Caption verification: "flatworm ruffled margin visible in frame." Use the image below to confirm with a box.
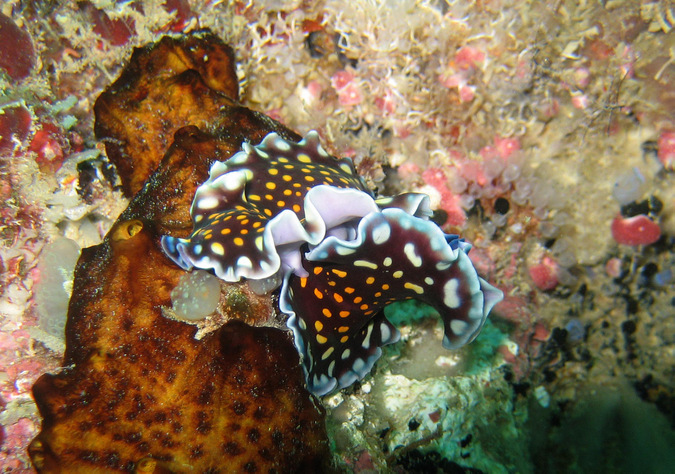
[161,131,503,396]
[280,208,502,395]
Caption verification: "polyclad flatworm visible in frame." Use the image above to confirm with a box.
[161,131,503,396]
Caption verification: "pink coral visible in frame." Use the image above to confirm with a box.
[421,167,466,227]
[657,130,675,169]
[611,214,661,246]
[528,256,559,291]
[454,45,486,70]
[331,70,363,107]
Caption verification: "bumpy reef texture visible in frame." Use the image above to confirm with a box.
[94,31,272,197]
[29,30,329,472]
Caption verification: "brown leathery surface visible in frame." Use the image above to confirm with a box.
[29,31,329,473]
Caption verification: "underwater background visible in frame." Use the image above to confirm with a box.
[0,0,674,472]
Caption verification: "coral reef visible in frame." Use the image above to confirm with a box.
[1,1,674,472]
[93,32,241,196]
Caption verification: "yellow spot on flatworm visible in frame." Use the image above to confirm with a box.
[241,229,249,235]
[340,336,349,343]
[344,287,355,294]
[305,175,315,182]
[404,282,424,294]
[221,228,231,235]
[354,260,378,269]
[269,168,279,175]
[322,308,332,318]
[393,271,404,278]
[252,221,262,228]
[375,292,382,297]
[364,310,374,316]
[315,321,323,332]
[255,236,264,251]
[365,277,375,285]
[321,347,334,360]
[354,296,362,304]
[292,204,301,213]
[211,242,224,255]
[293,183,302,188]
[317,334,328,344]
[233,237,244,246]
[264,209,273,216]
[332,269,347,278]
[283,189,292,196]
[283,175,292,181]
[265,194,273,200]
[266,182,276,190]
[300,278,307,288]
[314,266,324,275]
[297,154,311,163]
[236,214,246,220]
[334,293,344,303]
[314,288,323,299]
[277,200,285,207]
[382,284,390,290]
[360,304,369,310]
[339,311,350,318]
[338,326,349,333]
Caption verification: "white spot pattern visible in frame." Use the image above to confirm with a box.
[371,222,391,244]
[443,278,460,308]
[450,319,469,335]
[197,196,219,210]
[404,243,423,267]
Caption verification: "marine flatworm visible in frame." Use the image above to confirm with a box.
[161,131,503,396]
